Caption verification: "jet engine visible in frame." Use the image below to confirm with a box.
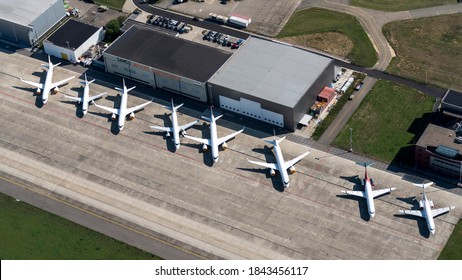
[270,169,276,176]
[52,87,59,94]
[429,200,434,208]
[202,144,208,152]
[111,113,117,121]
[129,112,135,120]
[370,178,375,186]
[362,179,366,187]
[289,166,296,174]
[36,88,42,95]
[221,142,228,150]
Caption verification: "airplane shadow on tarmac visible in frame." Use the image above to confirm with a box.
[395,196,431,238]
[238,145,285,192]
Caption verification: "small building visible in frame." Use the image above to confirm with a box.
[415,124,462,177]
[0,0,66,47]
[208,37,334,131]
[317,86,335,104]
[440,89,462,119]
[103,25,232,102]
[44,19,104,63]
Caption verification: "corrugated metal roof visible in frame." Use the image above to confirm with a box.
[46,19,100,49]
[435,145,459,159]
[208,37,333,108]
[0,0,58,27]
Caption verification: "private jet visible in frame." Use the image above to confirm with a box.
[149,99,199,151]
[184,107,244,163]
[341,162,395,218]
[92,79,152,131]
[399,182,455,235]
[63,74,107,115]
[247,132,310,188]
[20,55,75,105]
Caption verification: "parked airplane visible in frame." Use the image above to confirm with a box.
[20,55,75,105]
[184,107,244,163]
[341,162,395,218]
[149,99,199,150]
[399,182,455,235]
[247,132,309,188]
[92,79,152,131]
[63,74,107,115]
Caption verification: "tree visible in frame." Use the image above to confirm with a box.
[104,16,126,42]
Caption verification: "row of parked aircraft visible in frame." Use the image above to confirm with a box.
[19,56,455,235]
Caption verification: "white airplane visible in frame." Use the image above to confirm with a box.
[20,55,75,105]
[341,162,395,218]
[92,79,152,131]
[149,99,199,151]
[247,132,309,188]
[399,182,455,235]
[63,74,107,115]
[184,107,244,163]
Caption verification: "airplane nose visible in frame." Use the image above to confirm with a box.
[175,143,180,150]
[83,109,87,115]
[42,99,48,104]
[370,212,375,218]
[430,228,435,235]
[213,156,218,163]
[284,181,290,188]
[118,125,124,131]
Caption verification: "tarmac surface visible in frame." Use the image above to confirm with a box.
[1,51,462,259]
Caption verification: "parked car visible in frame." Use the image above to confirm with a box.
[354,82,364,91]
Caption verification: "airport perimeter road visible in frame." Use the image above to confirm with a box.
[0,172,205,260]
[2,53,462,259]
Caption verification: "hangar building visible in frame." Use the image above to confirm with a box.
[103,25,232,102]
[44,19,104,63]
[103,25,334,130]
[0,0,66,46]
[208,38,335,130]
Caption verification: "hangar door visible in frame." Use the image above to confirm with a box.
[219,96,284,127]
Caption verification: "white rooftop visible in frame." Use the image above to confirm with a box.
[0,0,58,27]
[209,37,333,108]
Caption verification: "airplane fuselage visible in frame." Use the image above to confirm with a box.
[171,108,181,150]
[118,91,128,131]
[41,66,54,104]
[273,143,290,188]
[422,193,436,234]
[82,83,90,114]
[364,178,376,217]
[210,119,219,162]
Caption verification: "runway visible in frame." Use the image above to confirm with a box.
[1,52,461,259]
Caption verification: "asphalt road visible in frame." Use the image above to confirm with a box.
[0,172,204,260]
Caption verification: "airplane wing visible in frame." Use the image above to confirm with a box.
[179,120,199,132]
[216,127,245,145]
[93,102,118,115]
[285,151,310,168]
[399,209,423,217]
[63,94,82,102]
[150,125,172,133]
[20,78,43,89]
[183,134,211,146]
[371,187,396,198]
[341,190,365,198]
[126,100,152,115]
[431,206,455,218]
[247,159,278,170]
[50,76,75,89]
[88,92,107,102]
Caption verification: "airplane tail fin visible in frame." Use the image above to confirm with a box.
[413,182,433,189]
[81,74,95,85]
[174,103,184,111]
[356,162,374,168]
[127,86,136,92]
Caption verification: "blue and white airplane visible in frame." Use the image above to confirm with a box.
[184,107,244,163]
[341,162,395,217]
[247,132,309,188]
[20,55,74,105]
[399,182,455,235]
[149,99,199,151]
[93,79,151,131]
[63,74,107,115]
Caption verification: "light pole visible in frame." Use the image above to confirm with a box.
[349,128,353,152]
[66,41,70,49]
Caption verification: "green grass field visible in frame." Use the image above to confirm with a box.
[384,13,462,91]
[333,80,434,163]
[0,192,161,259]
[351,0,455,12]
[277,8,377,67]
[93,0,126,10]
[438,219,462,259]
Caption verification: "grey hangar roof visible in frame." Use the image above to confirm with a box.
[104,25,232,83]
[208,37,333,108]
[46,20,100,50]
[442,89,462,109]
[0,0,57,27]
